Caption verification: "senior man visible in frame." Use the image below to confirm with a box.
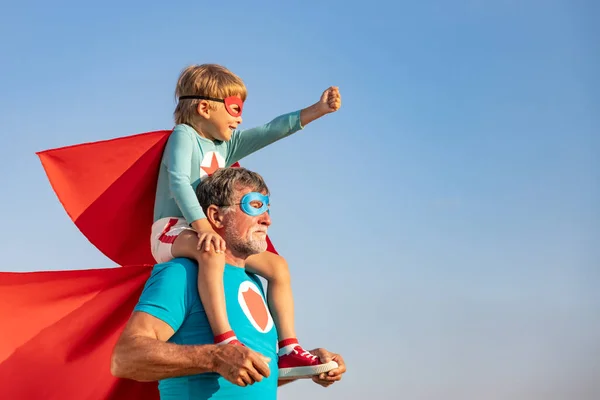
[111,167,345,399]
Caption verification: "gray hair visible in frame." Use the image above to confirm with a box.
[195,167,270,214]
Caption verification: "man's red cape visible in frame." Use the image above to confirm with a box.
[0,130,277,399]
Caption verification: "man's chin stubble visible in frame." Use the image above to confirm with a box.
[225,224,268,257]
[226,236,267,258]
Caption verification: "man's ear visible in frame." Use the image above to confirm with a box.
[206,205,225,228]
[196,100,211,119]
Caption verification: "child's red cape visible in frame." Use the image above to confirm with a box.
[0,130,277,399]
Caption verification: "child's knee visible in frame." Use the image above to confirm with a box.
[268,256,291,282]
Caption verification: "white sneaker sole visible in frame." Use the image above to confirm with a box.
[278,360,339,380]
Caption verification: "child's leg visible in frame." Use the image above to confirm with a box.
[246,251,338,378]
[245,251,296,339]
[171,230,235,343]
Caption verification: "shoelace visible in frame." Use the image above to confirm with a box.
[293,347,318,361]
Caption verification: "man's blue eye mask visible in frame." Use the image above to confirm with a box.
[239,192,270,216]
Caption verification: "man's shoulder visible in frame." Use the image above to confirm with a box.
[135,258,200,332]
[150,258,198,283]
[152,257,198,272]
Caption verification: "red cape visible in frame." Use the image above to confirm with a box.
[0,266,158,399]
[0,130,277,399]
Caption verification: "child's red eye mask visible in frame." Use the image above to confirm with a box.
[178,95,243,117]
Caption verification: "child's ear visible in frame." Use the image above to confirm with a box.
[196,100,211,119]
[206,205,225,228]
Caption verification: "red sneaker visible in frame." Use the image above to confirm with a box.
[278,345,338,379]
[214,331,243,346]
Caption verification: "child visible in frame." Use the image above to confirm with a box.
[150,64,341,378]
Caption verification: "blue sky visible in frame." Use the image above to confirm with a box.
[1,1,598,399]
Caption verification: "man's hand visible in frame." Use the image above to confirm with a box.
[211,344,271,387]
[317,86,341,114]
[308,348,346,388]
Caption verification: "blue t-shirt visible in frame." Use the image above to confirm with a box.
[134,258,278,399]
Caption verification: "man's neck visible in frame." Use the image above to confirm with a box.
[224,249,247,268]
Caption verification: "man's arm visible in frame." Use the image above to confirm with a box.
[110,311,213,381]
[308,348,347,388]
[276,348,347,389]
[111,311,271,386]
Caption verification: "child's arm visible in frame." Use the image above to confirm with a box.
[166,129,225,251]
[190,219,224,252]
[166,129,204,224]
[298,86,341,126]
[225,86,341,165]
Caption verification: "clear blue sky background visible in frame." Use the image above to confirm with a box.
[1,1,598,399]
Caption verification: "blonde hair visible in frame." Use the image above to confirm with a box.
[173,64,247,125]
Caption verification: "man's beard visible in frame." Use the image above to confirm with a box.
[224,224,268,257]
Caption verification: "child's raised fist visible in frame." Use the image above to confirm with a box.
[318,86,341,114]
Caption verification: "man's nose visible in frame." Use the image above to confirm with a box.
[259,210,271,226]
